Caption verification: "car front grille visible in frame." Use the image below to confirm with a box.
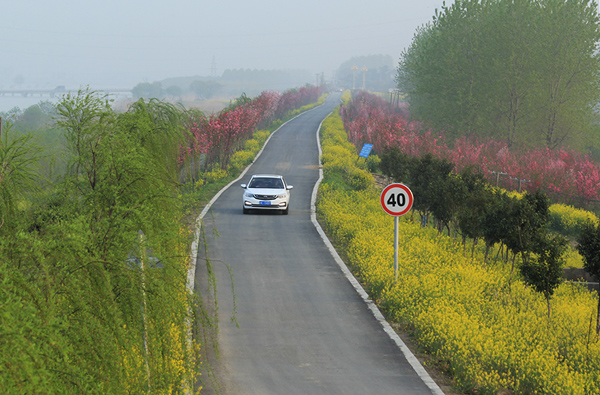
[254,194,277,200]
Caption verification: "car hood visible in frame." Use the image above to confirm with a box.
[247,188,286,194]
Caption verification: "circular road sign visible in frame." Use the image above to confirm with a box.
[380,183,414,216]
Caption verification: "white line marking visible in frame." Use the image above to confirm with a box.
[310,116,445,395]
[186,100,444,394]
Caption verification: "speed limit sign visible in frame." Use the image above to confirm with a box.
[380,183,414,216]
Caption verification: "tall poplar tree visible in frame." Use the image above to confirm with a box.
[397,0,600,150]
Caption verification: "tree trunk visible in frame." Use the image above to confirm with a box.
[494,244,503,263]
[509,252,517,287]
[484,244,490,266]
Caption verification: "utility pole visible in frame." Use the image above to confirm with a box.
[361,66,368,90]
[351,65,358,90]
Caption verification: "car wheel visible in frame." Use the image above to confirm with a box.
[243,207,250,214]
[282,207,289,215]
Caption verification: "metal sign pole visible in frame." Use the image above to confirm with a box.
[394,215,399,282]
[380,183,414,285]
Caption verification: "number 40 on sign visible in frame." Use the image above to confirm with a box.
[380,183,414,282]
[380,183,413,216]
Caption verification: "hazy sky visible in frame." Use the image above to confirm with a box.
[2,0,448,89]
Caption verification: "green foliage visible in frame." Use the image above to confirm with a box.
[0,126,40,235]
[577,220,600,281]
[1,90,196,394]
[318,107,600,392]
[398,0,600,150]
[380,148,412,183]
[455,167,493,244]
[365,153,381,173]
[345,166,373,191]
[409,154,455,215]
[132,81,163,99]
[521,234,568,316]
[576,219,600,333]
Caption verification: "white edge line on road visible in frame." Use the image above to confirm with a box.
[310,116,445,395]
[184,107,315,394]
[185,100,444,395]
[186,105,321,292]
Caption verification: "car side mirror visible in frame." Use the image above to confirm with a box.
[287,185,293,190]
[241,184,247,189]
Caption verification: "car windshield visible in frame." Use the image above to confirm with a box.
[249,178,283,189]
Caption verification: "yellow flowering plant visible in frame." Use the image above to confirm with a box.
[316,108,600,394]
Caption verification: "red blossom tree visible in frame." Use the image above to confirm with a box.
[179,86,323,173]
[341,90,600,206]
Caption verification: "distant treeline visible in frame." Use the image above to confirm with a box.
[132,69,314,100]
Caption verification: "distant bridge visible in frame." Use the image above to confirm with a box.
[0,86,132,98]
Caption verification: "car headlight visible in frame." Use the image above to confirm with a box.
[276,193,287,198]
[244,192,254,198]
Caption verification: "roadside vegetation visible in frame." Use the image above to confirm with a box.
[0,85,324,394]
[316,97,600,393]
[398,0,600,154]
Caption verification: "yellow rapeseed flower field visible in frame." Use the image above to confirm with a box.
[317,109,600,394]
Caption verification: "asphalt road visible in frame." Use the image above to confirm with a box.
[193,93,442,394]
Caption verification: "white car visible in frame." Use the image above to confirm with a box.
[241,174,293,215]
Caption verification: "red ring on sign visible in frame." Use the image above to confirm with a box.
[380,183,414,216]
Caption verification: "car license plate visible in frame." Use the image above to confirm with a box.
[259,201,271,206]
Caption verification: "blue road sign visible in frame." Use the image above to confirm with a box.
[359,143,373,158]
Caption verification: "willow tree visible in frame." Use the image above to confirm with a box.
[397,0,600,150]
[0,125,39,235]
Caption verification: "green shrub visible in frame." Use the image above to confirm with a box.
[317,104,600,394]
[365,154,381,173]
[345,166,373,191]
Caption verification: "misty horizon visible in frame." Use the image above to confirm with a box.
[2,0,449,91]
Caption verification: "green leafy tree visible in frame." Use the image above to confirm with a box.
[429,172,465,235]
[410,154,455,226]
[455,166,494,260]
[132,82,163,99]
[379,146,412,184]
[0,125,39,234]
[0,90,195,393]
[398,0,600,150]
[504,190,551,283]
[482,191,514,263]
[189,79,223,99]
[521,233,568,318]
[165,85,183,99]
[577,219,600,334]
